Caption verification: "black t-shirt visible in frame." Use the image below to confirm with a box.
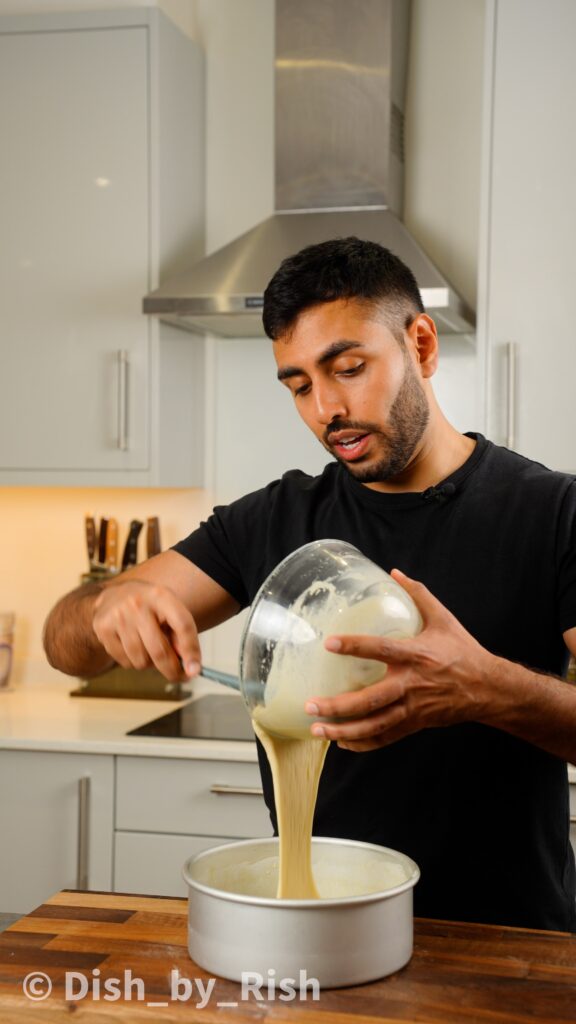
[173,433,576,930]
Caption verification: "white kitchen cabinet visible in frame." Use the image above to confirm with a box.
[479,0,576,471]
[0,750,114,914]
[114,832,232,898]
[0,9,204,486]
[114,755,271,897]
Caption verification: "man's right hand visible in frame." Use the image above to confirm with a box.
[92,579,202,682]
[43,550,240,681]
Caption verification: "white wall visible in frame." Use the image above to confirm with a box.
[195,0,274,255]
[405,0,485,437]
[405,0,485,313]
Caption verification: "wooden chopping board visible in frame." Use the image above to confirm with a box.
[1,889,576,1023]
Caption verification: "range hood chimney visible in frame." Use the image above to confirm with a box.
[143,0,475,337]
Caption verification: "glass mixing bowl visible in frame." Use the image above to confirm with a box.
[239,539,422,738]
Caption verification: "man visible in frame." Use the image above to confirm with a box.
[44,238,576,931]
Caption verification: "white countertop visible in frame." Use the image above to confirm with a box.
[2,678,575,781]
[0,678,259,761]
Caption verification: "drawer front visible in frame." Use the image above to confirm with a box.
[114,831,231,898]
[116,756,271,837]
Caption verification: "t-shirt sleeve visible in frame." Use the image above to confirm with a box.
[555,479,576,634]
[171,483,278,609]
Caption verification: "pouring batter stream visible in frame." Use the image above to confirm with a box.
[252,719,329,898]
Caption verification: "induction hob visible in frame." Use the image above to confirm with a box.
[127,694,255,742]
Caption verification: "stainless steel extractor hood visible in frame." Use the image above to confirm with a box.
[144,0,475,337]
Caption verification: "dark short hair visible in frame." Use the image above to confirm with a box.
[262,236,425,341]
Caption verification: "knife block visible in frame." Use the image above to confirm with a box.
[74,569,189,699]
[80,569,119,585]
[69,665,191,701]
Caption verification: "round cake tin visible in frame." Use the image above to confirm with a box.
[183,836,420,989]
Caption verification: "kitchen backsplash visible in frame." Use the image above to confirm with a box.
[0,486,215,687]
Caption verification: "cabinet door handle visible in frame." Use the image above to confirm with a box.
[117,349,129,451]
[210,784,264,797]
[570,815,576,824]
[77,776,91,890]
[506,341,517,450]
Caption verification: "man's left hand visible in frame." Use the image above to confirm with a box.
[305,569,497,751]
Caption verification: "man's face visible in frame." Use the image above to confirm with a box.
[273,298,431,486]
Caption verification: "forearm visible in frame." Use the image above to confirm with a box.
[479,655,576,765]
[43,582,114,678]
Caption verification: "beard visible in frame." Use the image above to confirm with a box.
[324,354,430,483]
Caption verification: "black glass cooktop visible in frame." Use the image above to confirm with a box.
[127,694,255,742]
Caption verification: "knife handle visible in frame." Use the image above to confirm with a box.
[98,518,109,566]
[106,518,118,573]
[146,517,161,559]
[85,516,96,564]
[121,520,143,570]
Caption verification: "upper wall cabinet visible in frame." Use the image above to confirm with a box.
[0,10,205,485]
[480,0,576,473]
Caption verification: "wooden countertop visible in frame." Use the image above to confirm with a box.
[1,890,576,1022]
